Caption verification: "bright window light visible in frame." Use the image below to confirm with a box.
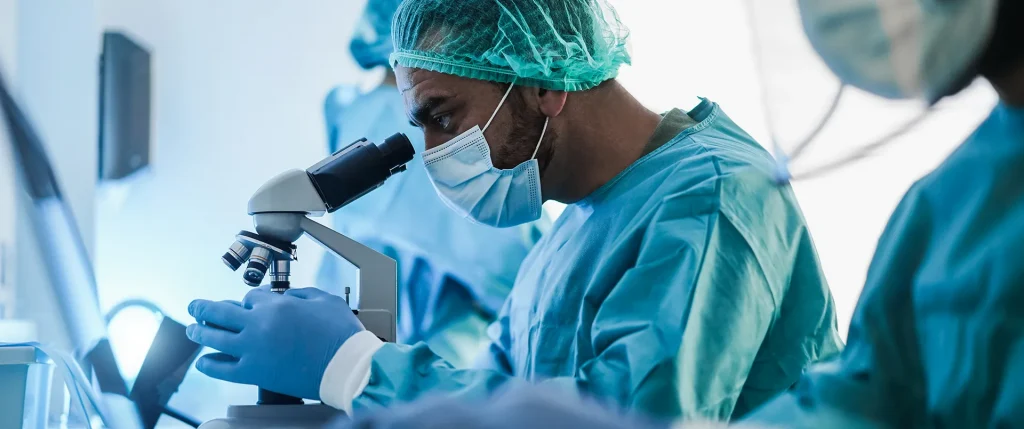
[107,306,162,385]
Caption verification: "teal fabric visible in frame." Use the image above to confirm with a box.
[354,100,843,421]
[389,0,631,92]
[744,103,1024,428]
[316,85,543,368]
[349,0,402,70]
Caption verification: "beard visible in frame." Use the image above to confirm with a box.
[493,90,554,174]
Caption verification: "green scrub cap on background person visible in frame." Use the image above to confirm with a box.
[350,0,404,70]
[390,0,631,92]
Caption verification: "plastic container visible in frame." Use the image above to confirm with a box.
[0,346,54,429]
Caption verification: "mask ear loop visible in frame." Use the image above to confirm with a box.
[484,79,518,132]
[531,118,550,160]
[482,78,548,161]
[771,84,846,183]
[791,108,933,180]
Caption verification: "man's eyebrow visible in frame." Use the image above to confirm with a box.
[409,96,448,126]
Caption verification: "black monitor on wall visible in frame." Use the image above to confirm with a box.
[99,31,151,181]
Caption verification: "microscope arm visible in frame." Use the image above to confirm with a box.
[299,217,397,343]
[202,133,411,423]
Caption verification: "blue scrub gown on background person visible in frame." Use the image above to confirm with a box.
[744,102,1024,428]
[351,99,844,421]
[316,84,543,368]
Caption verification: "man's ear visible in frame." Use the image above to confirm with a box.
[536,88,568,118]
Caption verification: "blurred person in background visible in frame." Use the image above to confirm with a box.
[315,0,544,369]
[744,0,1024,426]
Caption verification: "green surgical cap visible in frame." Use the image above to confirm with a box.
[390,0,631,92]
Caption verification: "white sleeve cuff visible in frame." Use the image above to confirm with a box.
[319,330,385,414]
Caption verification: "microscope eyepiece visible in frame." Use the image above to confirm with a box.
[380,133,415,173]
[306,133,416,213]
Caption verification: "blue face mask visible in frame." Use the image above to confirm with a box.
[422,83,548,228]
[798,0,998,103]
[763,0,999,184]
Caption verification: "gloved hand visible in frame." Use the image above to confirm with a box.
[186,287,364,400]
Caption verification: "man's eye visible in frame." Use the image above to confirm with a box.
[433,114,452,130]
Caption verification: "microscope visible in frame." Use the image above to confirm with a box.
[199,133,415,429]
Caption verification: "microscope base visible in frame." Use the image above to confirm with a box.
[198,404,344,429]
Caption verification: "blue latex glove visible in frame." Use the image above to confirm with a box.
[186,287,364,400]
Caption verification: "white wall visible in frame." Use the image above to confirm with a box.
[0,124,13,321]
[0,0,15,79]
[12,0,101,341]
[94,0,365,316]
[11,0,101,337]
[0,0,17,320]
[93,0,367,420]
[6,0,101,421]
[15,0,101,260]
[609,0,997,335]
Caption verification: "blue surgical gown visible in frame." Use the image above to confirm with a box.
[354,100,844,421]
[744,102,1024,428]
[316,84,542,368]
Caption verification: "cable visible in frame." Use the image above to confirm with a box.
[787,84,847,161]
[793,108,934,180]
[103,298,165,324]
[1,342,98,428]
[741,0,934,182]
[162,405,201,428]
[103,299,204,428]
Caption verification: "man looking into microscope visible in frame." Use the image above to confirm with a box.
[186,0,843,422]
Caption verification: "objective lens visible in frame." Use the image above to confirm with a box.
[222,240,251,271]
[271,259,291,283]
[243,246,272,287]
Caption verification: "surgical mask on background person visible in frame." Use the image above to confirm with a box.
[423,82,549,228]
[798,0,998,103]
[744,0,997,182]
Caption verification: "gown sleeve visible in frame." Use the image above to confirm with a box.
[352,196,780,422]
[742,183,933,428]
